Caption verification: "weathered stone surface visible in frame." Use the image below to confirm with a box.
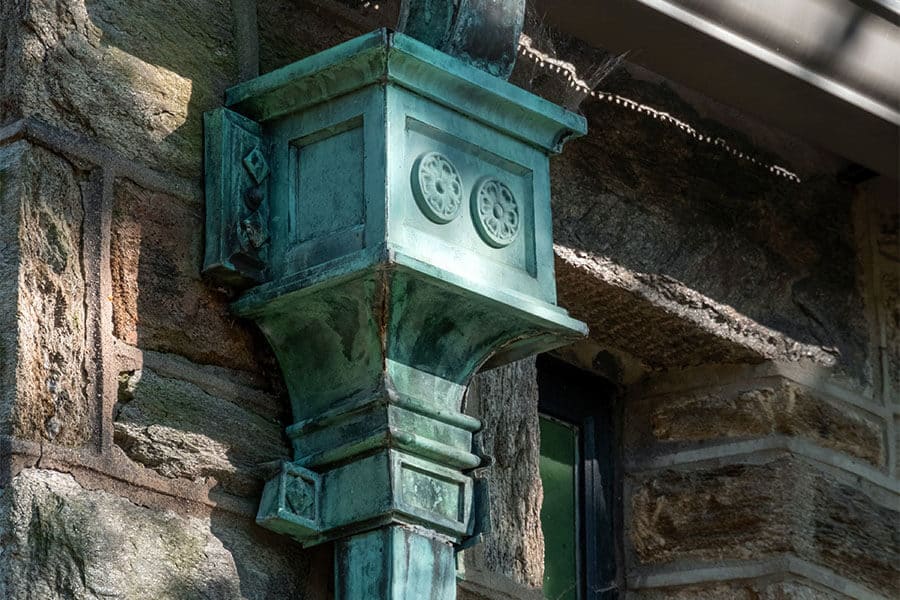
[872,191,899,403]
[0,142,90,446]
[0,469,322,599]
[629,579,848,599]
[16,146,89,446]
[542,39,868,383]
[811,475,899,598]
[555,248,792,370]
[462,358,544,591]
[256,0,403,75]
[631,462,794,563]
[629,456,899,596]
[632,380,886,467]
[141,349,285,422]
[110,179,273,374]
[895,415,900,480]
[458,577,543,600]
[0,142,24,435]
[257,0,373,75]
[114,368,289,497]
[0,1,13,123]
[3,0,237,177]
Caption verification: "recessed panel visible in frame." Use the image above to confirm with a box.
[293,121,364,244]
[399,462,466,525]
[403,118,536,277]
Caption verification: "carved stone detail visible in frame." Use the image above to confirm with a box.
[412,152,464,224]
[472,178,520,247]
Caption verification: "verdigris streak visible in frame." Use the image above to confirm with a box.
[203,11,585,599]
[398,0,526,78]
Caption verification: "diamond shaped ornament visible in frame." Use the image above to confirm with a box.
[243,147,270,184]
[256,462,321,543]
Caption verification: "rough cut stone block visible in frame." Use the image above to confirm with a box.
[462,358,544,590]
[0,141,91,446]
[873,198,899,403]
[549,69,868,383]
[256,0,382,74]
[110,179,272,374]
[0,1,13,122]
[894,415,900,480]
[113,368,289,497]
[554,249,768,369]
[0,469,323,599]
[5,0,237,177]
[635,380,886,467]
[0,143,23,434]
[630,461,795,564]
[629,456,899,596]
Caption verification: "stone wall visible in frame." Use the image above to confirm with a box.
[1,0,897,599]
[623,364,898,598]
[0,469,326,599]
[0,0,315,595]
[0,124,319,598]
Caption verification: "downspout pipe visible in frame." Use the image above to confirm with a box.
[203,2,588,598]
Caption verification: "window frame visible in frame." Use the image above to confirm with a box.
[537,355,622,600]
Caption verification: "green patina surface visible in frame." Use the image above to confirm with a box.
[397,0,526,79]
[204,20,585,600]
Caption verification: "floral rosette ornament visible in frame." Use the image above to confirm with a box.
[472,177,520,247]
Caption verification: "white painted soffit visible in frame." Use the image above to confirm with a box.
[539,0,900,177]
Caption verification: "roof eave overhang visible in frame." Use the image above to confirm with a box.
[538,0,900,177]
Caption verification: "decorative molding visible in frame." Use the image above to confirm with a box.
[203,109,270,287]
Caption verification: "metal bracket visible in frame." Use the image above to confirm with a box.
[256,462,322,544]
[203,108,270,288]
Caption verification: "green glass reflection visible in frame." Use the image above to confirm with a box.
[539,416,579,600]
